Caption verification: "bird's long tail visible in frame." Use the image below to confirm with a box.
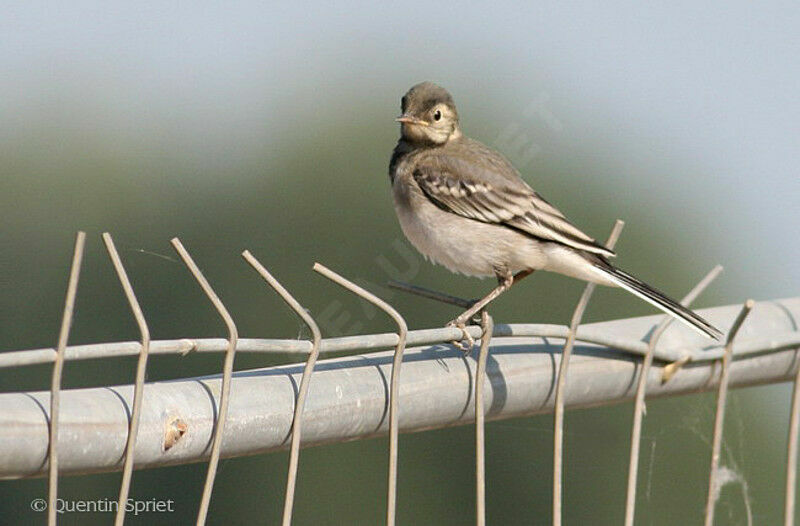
[591,261,723,341]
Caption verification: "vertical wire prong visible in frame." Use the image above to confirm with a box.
[704,299,755,526]
[475,310,493,526]
[624,265,723,526]
[787,346,800,526]
[171,238,238,526]
[242,251,321,526]
[553,219,624,526]
[312,263,408,526]
[48,231,86,526]
[103,233,152,526]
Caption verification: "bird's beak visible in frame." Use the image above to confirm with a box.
[395,114,429,126]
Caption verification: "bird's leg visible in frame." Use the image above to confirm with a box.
[449,273,513,327]
[450,269,534,326]
[447,269,534,352]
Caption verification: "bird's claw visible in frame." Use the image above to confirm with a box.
[446,319,475,354]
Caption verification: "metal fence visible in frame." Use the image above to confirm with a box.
[1,230,799,525]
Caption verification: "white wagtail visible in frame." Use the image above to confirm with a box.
[389,81,723,341]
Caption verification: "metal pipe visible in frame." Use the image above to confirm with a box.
[0,298,796,480]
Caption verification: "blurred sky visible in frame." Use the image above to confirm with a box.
[2,1,798,298]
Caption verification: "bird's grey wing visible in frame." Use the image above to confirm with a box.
[412,151,615,257]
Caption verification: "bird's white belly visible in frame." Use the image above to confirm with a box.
[393,183,547,277]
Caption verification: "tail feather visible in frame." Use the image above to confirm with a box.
[592,263,723,341]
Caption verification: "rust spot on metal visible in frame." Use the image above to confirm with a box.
[662,354,691,384]
[163,416,188,451]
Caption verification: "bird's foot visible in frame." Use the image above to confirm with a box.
[446,318,475,354]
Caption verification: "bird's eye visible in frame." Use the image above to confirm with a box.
[433,109,442,121]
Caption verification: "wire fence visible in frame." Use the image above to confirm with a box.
[1,230,799,525]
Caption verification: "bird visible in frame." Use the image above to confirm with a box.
[388,81,723,343]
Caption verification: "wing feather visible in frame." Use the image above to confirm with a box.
[412,148,615,257]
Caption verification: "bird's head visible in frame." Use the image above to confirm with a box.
[396,82,460,146]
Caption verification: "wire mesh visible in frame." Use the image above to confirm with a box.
[552,219,624,526]
[170,238,239,526]
[704,300,754,526]
[101,233,152,526]
[2,232,799,525]
[243,250,322,526]
[624,264,724,526]
[313,263,408,526]
[47,231,85,526]
[474,311,493,526]
[788,344,800,526]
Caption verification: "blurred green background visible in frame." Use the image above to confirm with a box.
[1,2,798,524]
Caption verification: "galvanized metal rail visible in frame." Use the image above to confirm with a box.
[0,298,796,479]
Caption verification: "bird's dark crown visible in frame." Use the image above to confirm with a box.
[402,82,458,119]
